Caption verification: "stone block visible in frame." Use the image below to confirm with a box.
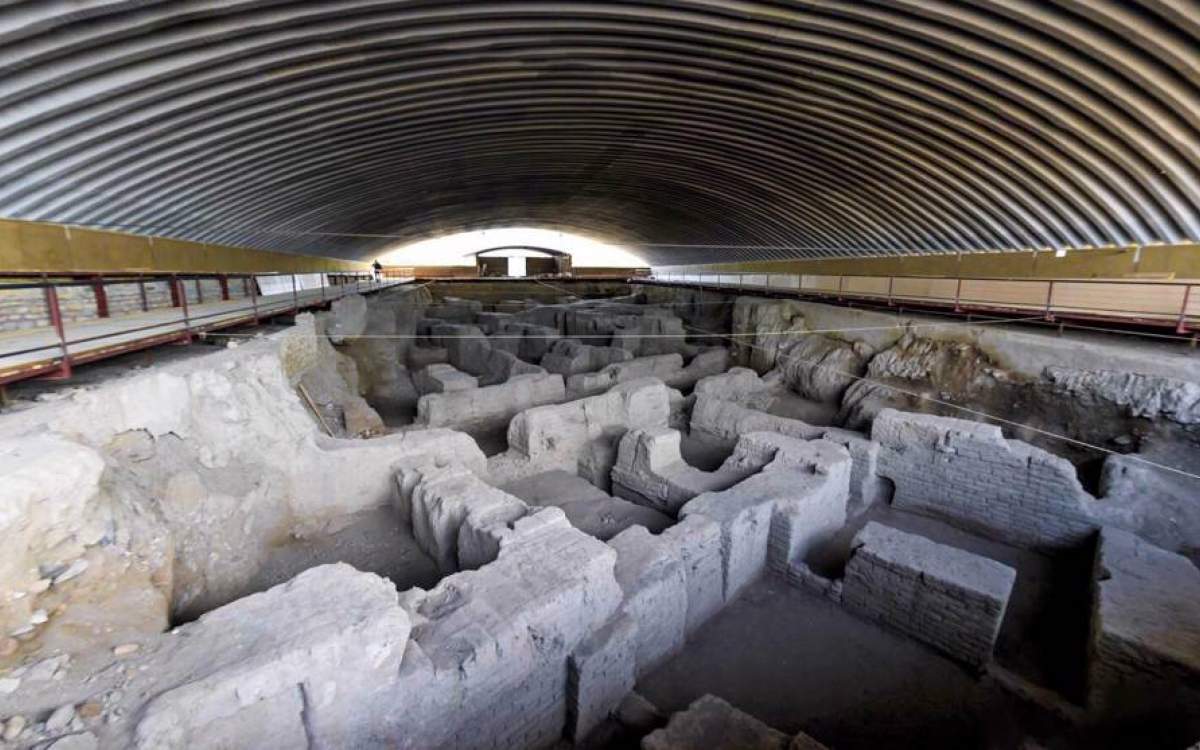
[662,347,731,390]
[661,514,724,635]
[391,522,623,750]
[134,564,409,750]
[489,378,671,484]
[567,615,638,742]
[566,354,684,397]
[541,339,632,376]
[842,522,1015,668]
[396,464,531,572]
[474,311,514,334]
[690,395,825,447]
[1089,527,1200,723]
[609,526,688,676]
[643,694,794,750]
[503,469,673,541]
[681,435,851,602]
[610,427,748,514]
[413,363,479,395]
[326,293,368,344]
[872,409,1098,550]
[425,297,482,323]
[415,372,565,435]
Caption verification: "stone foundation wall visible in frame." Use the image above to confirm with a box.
[0,280,250,332]
[488,378,672,488]
[681,434,851,602]
[872,409,1098,550]
[0,325,484,643]
[415,373,565,435]
[1089,528,1200,726]
[0,282,154,331]
[842,522,1015,668]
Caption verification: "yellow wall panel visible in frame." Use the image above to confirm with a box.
[0,218,368,273]
[18,222,73,270]
[660,243,1200,282]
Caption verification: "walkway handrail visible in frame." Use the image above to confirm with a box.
[646,271,1200,334]
[0,271,411,385]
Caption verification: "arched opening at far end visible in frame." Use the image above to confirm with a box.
[375,227,648,277]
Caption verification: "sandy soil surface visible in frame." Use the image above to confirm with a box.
[637,576,1018,750]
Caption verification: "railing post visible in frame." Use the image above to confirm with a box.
[1043,280,1056,322]
[44,285,72,379]
[953,278,963,313]
[250,275,259,324]
[92,276,109,318]
[836,275,844,300]
[291,274,299,312]
[1178,284,1194,334]
[218,274,229,301]
[138,278,148,312]
[169,275,181,307]
[195,278,203,304]
[886,276,895,306]
[176,278,193,343]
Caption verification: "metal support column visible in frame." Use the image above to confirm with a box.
[92,277,109,318]
[1178,285,1194,334]
[176,278,193,343]
[44,285,72,379]
[250,275,260,324]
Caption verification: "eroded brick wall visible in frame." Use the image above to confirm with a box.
[842,522,1015,668]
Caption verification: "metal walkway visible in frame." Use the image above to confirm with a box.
[0,275,409,386]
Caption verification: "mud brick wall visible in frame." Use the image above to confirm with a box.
[842,522,1015,668]
[872,409,1097,550]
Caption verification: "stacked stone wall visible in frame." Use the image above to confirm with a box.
[0,280,251,332]
[872,409,1098,550]
[1089,528,1200,725]
[842,522,1015,668]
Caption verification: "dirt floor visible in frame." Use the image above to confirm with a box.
[636,576,1018,750]
[810,505,1093,705]
[247,506,441,597]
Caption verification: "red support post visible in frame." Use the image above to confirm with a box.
[1178,284,1194,334]
[218,275,229,301]
[92,276,109,318]
[44,285,72,379]
[169,275,180,307]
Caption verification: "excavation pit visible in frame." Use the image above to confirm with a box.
[0,280,1197,750]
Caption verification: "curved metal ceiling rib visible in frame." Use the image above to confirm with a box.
[0,1,1197,266]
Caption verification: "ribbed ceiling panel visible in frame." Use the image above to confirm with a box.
[1,1,1197,265]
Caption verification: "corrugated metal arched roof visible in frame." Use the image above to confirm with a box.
[1,1,1198,266]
